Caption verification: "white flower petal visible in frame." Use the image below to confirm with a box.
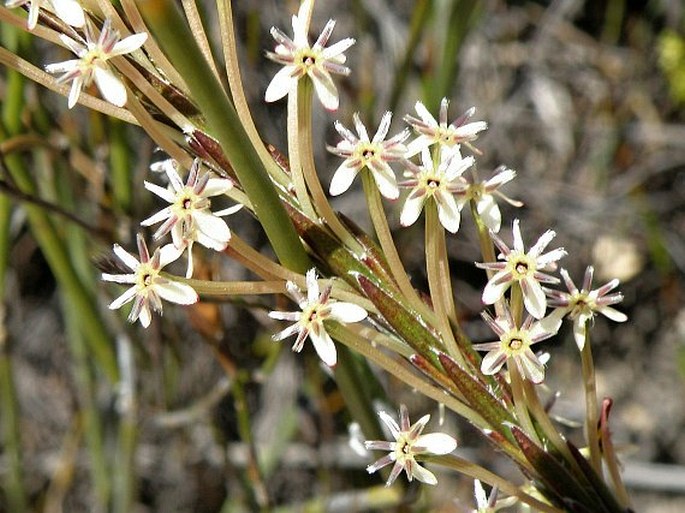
[155,280,198,305]
[410,463,437,485]
[328,302,367,323]
[519,349,545,384]
[400,193,425,227]
[598,306,627,323]
[415,433,457,454]
[370,163,399,200]
[437,194,461,233]
[67,77,84,109]
[522,277,547,319]
[194,210,231,247]
[140,207,172,227]
[482,271,511,305]
[203,178,233,197]
[481,349,507,375]
[113,244,140,270]
[108,286,138,310]
[111,32,148,56]
[101,273,136,284]
[309,329,337,367]
[414,101,436,126]
[265,65,296,103]
[477,194,502,233]
[44,59,80,74]
[94,66,127,107]
[310,69,339,111]
[50,0,86,27]
[158,243,184,267]
[329,162,359,196]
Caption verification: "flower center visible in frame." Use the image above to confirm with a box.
[509,254,536,280]
[136,263,159,290]
[81,47,109,70]
[297,49,320,71]
[502,330,530,356]
[508,337,523,350]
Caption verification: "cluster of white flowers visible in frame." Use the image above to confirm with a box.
[102,158,239,327]
[16,0,633,493]
[263,2,629,479]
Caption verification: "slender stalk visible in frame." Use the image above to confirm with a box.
[294,79,362,252]
[600,398,632,508]
[429,454,564,513]
[328,323,489,430]
[424,200,463,362]
[508,363,539,445]
[522,377,584,477]
[581,329,602,474]
[286,80,316,218]
[360,169,434,321]
[137,0,309,273]
[216,0,290,187]
[180,0,222,82]
[470,199,505,317]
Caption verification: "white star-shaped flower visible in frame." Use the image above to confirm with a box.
[364,404,457,486]
[102,235,198,328]
[264,0,355,110]
[327,111,409,199]
[473,306,562,384]
[45,18,147,108]
[404,98,487,157]
[476,219,566,319]
[457,165,522,233]
[268,268,367,367]
[545,266,627,350]
[5,0,85,31]
[142,158,241,278]
[398,147,474,233]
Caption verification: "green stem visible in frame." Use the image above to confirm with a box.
[581,329,602,475]
[508,362,539,445]
[429,454,564,513]
[294,80,362,252]
[424,200,463,362]
[286,79,316,218]
[137,0,309,273]
[360,169,433,321]
[470,199,505,317]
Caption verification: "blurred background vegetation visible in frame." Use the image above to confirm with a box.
[1,0,684,512]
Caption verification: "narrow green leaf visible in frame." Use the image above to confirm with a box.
[356,275,441,365]
[509,424,607,513]
[438,352,516,436]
